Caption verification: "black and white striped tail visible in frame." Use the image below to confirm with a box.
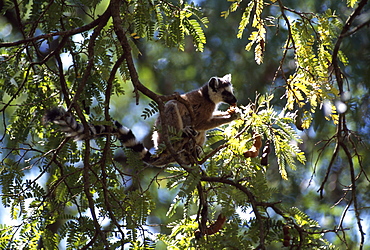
[43,107,151,161]
[114,121,151,161]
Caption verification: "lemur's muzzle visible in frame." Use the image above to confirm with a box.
[226,96,237,106]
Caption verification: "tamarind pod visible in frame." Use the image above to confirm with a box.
[204,214,226,235]
[244,134,262,158]
[282,225,291,247]
[261,140,271,166]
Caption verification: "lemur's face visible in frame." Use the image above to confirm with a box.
[208,74,237,106]
[220,83,237,106]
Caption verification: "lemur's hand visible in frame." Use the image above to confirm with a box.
[227,106,241,120]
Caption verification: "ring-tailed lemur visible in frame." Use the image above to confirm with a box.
[43,74,238,166]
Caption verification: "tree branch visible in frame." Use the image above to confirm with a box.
[340,141,365,249]
[201,176,267,248]
[332,0,368,95]
[317,139,340,198]
[341,18,370,37]
[69,6,111,111]
[81,140,109,249]
[0,11,110,48]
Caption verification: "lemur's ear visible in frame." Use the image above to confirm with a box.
[222,74,231,83]
[208,77,220,92]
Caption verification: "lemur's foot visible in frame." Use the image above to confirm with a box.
[183,126,198,137]
[195,145,204,159]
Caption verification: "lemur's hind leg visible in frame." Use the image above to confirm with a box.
[161,101,197,137]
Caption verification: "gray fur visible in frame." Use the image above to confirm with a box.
[44,74,238,166]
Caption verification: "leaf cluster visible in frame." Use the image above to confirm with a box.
[128,0,208,51]
[223,0,266,64]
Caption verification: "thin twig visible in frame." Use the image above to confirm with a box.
[340,141,365,249]
[0,12,109,48]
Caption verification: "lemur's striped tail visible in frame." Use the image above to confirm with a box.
[43,107,151,161]
[113,121,151,161]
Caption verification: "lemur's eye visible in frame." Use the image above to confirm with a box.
[222,90,233,96]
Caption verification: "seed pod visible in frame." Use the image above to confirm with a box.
[282,225,291,247]
[195,214,227,239]
[244,134,262,158]
[204,214,227,235]
[261,140,271,166]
